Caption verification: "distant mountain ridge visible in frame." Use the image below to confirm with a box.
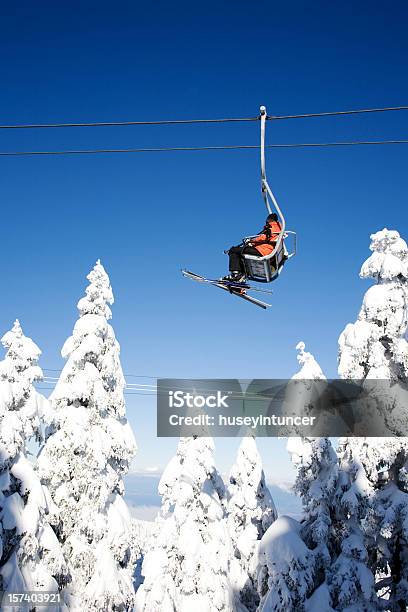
[124,472,301,522]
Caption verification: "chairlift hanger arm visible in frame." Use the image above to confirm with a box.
[259,105,286,247]
[241,104,296,284]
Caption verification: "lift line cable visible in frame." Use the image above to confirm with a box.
[42,378,158,389]
[42,368,158,379]
[1,140,408,157]
[39,378,311,401]
[0,117,258,129]
[41,378,242,394]
[0,105,407,130]
[268,105,408,121]
[39,379,273,400]
[37,385,287,401]
[36,386,158,397]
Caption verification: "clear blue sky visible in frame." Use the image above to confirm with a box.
[2,1,407,478]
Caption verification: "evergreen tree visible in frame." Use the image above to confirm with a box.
[337,229,408,610]
[135,436,233,612]
[338,228,408,381]
[286,342,338,609]
[328,438,378,611]
[255,516,315,612]
[0,320,67,600]
[227,436,276,612]
[37,261,137,611]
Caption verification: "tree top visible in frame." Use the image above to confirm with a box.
[360,228,408,281]
[77,260,114,319]
[1,319,42,364]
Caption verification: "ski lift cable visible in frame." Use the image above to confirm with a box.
[36,386,285,401]
[41,378,247,394]
[0,117,259,129]
[42,369,177,382]
[42,375,157,388]
[0,140,408,157]
[39,379,266,398]
[268,105,408,121]
[36,386,158,396]
[42,368,158,379]
[0,105,407,130]
[38,379,295,400]
[42,376,157,388]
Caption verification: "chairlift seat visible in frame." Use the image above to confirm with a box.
[243,230,296,283]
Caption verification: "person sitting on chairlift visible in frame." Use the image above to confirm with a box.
[223,213,283,282]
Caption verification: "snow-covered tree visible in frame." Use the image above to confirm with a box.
[255,516,315,611]
[338,228,408,381]
[135,436,234,612]
[227,436,276,612]
[0,320,67,600]
[337,229,408,610]
[328,438,378,611]
[286,342,338,609]
[37,261,137,611]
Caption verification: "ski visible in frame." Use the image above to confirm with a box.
[222,286,271,309]
[181,270,273,294]
[182,270,271,309]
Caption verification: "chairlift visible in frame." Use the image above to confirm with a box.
[182,105,296,308]
[242,105,296,283]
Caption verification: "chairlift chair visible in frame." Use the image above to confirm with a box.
[182,104,296,309]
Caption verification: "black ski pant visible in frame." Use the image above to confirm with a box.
[227,245,260,272]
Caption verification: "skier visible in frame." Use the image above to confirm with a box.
[223,213,283,282]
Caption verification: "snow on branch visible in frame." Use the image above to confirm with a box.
[37,262,137,610]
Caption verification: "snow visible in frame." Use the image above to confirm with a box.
[37,261,137,610]
[1,227,408,610]
[227,436,277,611]
[327,440,377,610]
[1,491,25,530]
[339,228,408,380]
[360,228,408,280]
[337,227,408,610]
[132,518,154,557]
[0,320,67,598]
[305,583,333,612]
[293,341,326,380]
[256,516,314,611]
[136,436,233,612]
[259,515,309,566]
[285,343,340,608]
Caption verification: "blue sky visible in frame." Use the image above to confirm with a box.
[2,1,408,479]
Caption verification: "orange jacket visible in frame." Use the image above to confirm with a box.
[250,220,282,256]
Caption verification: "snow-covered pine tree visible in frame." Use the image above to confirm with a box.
[339,228,408,382]
[337,228,408,610]
[286,342,338,609]
[37,261,138,611]
[227,436,277,612]
[328,437,378,611]
[0,320,67,601]
[255,515,315,612]
[135,436,234,612]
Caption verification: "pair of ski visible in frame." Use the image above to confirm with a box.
[182,270,272,309]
